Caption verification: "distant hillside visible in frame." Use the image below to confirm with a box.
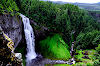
[73,3,100,11]
[54,1,100,11]
[41,0,100,11]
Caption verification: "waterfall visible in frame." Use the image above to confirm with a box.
[20,14,37,64]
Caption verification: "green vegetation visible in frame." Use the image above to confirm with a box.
[39,34,71,60]
[15,0,100,65]
[17,0,100,49]
[76,30,100,49]
[74,49,96,66]
[93,44,100,66]
[45,62,93,66]
[0,0,19,16]
[1,0,100,65]
[74,50,96,61]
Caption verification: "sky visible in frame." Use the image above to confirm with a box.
[49,0,100,3]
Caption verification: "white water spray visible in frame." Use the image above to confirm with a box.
[20,14,37,64]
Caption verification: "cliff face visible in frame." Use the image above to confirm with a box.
[0,14,22,48]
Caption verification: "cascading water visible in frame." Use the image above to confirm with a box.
[20,14,37,65]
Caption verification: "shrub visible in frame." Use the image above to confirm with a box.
[96,44,100,53]
[76,62,86,66]
[94,60,100,66]
[86,63,93,66]
[0,0,19,16]
[93,44,100,66]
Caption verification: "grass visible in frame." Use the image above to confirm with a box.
[39,34,71,60]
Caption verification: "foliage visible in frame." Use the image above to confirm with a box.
[74,50,95,66]
[46,62,93,66]
[74,50,84,61]
[75,62,93,66]
[95,44,100,53]
[0,0,19,16]
[94,60,100,66]
[86,63,93,66]
[16,0,100,49]
[76,30,100,49]
[52,64,73,66]
[93,44,100,66]
[39,34,71,60]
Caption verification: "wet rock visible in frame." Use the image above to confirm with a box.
[0,14,22,48]
[70,41,75,57]
[15,53,22,60]
[68,58,76,65]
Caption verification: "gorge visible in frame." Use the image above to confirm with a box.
[0,0,100,66]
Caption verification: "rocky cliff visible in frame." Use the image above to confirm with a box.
[0,14,22,48]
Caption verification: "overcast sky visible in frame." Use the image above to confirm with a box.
[49,0,100,3]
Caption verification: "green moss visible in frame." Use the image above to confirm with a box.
[39,34,71,60]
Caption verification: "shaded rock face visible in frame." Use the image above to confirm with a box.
[0,14,22,48]
[30,19,50,41]
[30,20,50,53]
[0,27,23,66]
[0,27,11,66]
